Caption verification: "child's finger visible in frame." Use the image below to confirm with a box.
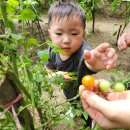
[107,48,116,58]
[96,43,110,53]
[83,50,91,60]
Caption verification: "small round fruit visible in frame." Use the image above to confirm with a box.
[82,75,95,90]
[99,79,110,92]
[65,73,70,77]
[114,82,125,92]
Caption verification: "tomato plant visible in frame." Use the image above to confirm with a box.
[82,75,95,90]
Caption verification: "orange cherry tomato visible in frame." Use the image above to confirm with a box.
[82,75,95,90]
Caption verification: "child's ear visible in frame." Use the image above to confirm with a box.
[83,31,86,38]
[48,29,51,36]
[48,29,51,38]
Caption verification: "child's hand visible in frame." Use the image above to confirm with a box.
[84,43,117,71]
[56,71,73,81]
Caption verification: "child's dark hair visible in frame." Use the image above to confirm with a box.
[48,1,86,29]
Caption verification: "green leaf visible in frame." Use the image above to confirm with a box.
[26,38,38,47]
[74,109,82,116]
[110,0,121,12]
[7,0,19,9]
[35,76,43,83]
[110,76,116,82]
[37,50,48,58]
[83,111,88,121]
[18,9,36,20]
[17,104,31,116]
[37,50,49,63]
[86,11,92,21]
[93,124,103,130]
[113,31,117,36]
[11,33,23,41]
[46,40,66,54]
[6,5,15,15]
[64,115,76,127]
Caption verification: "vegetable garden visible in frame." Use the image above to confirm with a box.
[0,0,130,130]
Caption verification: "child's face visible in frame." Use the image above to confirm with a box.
[49,17,85,57]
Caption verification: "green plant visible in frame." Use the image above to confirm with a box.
[110,0,130,44]
[77,0,104,32]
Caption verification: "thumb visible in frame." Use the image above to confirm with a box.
[82,90,108,112]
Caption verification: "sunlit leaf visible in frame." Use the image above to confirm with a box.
[83,111,88,121]
[18,9,36,20]
[7,0,19,9]
[26,38,38,47]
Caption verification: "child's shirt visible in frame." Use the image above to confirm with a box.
[46,40,89,71]
[45,40,96,99]
[45,40,96,83]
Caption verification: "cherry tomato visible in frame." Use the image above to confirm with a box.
[82,75,95,90]
[99,79,110,92]
[65,73,70,77]
[114,82,125,92]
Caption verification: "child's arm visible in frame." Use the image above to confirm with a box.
[118,32,130,50]
[83,43,117,72]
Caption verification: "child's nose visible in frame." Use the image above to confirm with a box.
[62,35,71,44]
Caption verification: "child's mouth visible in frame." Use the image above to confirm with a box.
[62,47,70,50]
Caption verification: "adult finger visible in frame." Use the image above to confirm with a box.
[86,107,123,129]
[107,91,130,101]
[118,33,127,50]
[81,91,124,129]
[79,85,86,94]
[81,90,109,113]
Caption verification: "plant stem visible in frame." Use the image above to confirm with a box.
[55,94,80,108]
[0,0,10,31]
[19,55,36,126]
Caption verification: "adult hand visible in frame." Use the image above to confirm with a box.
[79,85,130,129]
[84,43,117,71]
[118,32,130,50]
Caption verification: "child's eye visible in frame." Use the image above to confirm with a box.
[56,33,62,35]
[72,33,78,35]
